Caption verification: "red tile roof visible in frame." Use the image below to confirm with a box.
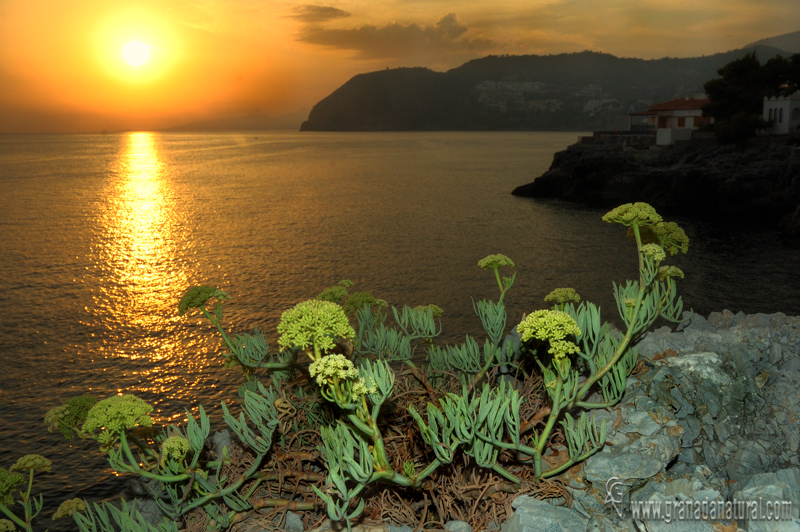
[647,98,710,112]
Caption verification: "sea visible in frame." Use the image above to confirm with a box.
[1,131,799,525]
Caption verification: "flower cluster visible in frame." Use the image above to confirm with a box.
[517,310,581,360]
[53,498,86,519]
[309,354,376,403]
[44,394,98,439]
[162,435,191,463]
[317,285,349,303]
[9,455,51,474]
[178,286,230,315]
[544,288,581,306]
[640,243,666,262]
[413,304,444,318]
[82,394,154,451]
[602,202,662,227]
[0,519,14,531]
[277,299,356,357]
[0,468,24,506]
[344,292,386,315]
[477,254,515,270]
[630,221,689,256]
[310,354,359,385]
[658,265,685,280]
[651,221,689,255]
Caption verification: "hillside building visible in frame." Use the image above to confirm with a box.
[762,92,800,135]
[629,98,713,145]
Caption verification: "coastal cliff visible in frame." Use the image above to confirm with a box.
[511,137,800,240]
[300,47,788,132]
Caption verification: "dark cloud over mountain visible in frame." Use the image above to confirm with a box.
[296,13,495,60]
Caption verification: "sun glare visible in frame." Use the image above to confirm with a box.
[123,41,151,66]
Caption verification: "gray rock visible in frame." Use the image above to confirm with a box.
[619,410,662,436]
[444,520,472,532]
[585,451,660,487]
[682,417,701,447]
[769,343,783,364]
[780,355,800,373]
[659,352,731,387]
[281,511,304,532]
[731,471,800,532]
[503,311,800,532]
[679,313,717,334]
[501,496,588,532]
[212,430,232,459]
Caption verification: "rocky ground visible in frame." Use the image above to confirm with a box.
[294,310,800,532]
[130,311,800,532]
[511,137,800,241]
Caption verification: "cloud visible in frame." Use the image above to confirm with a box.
[292,5,351,23]
[296,13,495,61]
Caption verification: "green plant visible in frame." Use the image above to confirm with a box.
[47,202,688,532]
[0,455,52,531]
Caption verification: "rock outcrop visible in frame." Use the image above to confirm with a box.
[502,310,800,532]
[511,137,800,240]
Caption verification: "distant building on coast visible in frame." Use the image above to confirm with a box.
[762,92,800,135]
[629,97,713,145]
[580,96,713,147]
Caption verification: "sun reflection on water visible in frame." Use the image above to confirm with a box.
[93,132,191,388]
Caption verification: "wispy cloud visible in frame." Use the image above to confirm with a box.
[292,5,351,23]
[296,13,495,61]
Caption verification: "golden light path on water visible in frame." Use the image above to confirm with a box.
[91,132,199,423]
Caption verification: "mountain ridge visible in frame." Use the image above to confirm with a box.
[745,30,800,53]
[300,41,797,132]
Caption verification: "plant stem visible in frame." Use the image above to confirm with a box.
[201,306,235,353]
[569,223,646,407]
[0,502,27,530]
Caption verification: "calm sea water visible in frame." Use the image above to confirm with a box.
[1,131,799,523]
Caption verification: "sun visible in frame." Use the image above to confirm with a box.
[122,41,152,66]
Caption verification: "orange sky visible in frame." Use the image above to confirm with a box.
[1,0,798,133]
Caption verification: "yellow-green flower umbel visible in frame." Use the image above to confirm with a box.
[518,309,582,379]
[277,299,356,361]
[0,468,24,506]
[478,253,516,300]
[640,243,666,262]
[82,394,154,451]
[9,455,51,474]
[162,436,191,463]
[53,498,86,519]
[602,202,662,227]
[477,254,515,270]
[544,288,581,308]
[517,310,581,360]
[309,354,376,406]
[658,265,685,280]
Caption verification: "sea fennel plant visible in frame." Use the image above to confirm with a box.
[46,202,688,531]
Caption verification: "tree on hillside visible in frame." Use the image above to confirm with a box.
[703,52,765,119]
[703,51,800,142]
[763,54,800,96]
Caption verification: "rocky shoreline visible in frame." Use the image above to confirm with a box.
[127,310,800,532]
[240,310,800,532]
[511,137,800,241]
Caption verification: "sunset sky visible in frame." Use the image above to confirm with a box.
[1,0,798,133]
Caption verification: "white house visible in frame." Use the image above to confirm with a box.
[629,98,713,145]
[763,92,800,135]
